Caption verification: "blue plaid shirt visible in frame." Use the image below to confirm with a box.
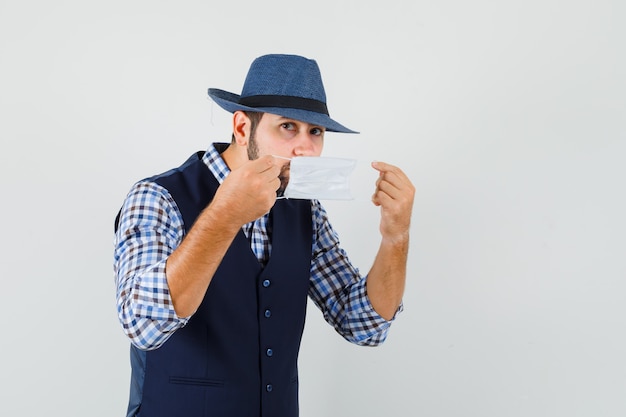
[114,143,398,350]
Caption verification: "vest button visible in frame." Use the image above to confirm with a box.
[264,309,271,318]
[262,279,271,288]
[266,348,273,357]
[266,384,273,392]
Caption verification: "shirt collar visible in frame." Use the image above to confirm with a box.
[202,143,231,185]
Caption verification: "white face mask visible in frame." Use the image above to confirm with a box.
[276,156,357,200]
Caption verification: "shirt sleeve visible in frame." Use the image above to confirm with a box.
[308,200,402,346]
[113,181,189,351]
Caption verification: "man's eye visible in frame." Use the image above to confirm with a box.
[281,122,295,130]
[311,127,323,136]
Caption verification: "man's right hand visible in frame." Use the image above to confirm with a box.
[211,155,284,226]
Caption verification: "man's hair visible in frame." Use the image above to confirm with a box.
[231,111,264,143]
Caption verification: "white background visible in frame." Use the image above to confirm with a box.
[1,1,625,416]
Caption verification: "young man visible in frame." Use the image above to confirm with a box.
[114,54,415,417]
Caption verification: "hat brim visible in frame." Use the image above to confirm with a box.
[208,88,358,134]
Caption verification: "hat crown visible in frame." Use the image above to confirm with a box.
[240,54,327,103]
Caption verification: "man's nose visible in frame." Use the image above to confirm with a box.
[293,133,317,156]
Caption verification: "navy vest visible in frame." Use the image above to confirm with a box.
[122,149,312,417]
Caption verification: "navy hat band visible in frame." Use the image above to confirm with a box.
[239,95,329,116]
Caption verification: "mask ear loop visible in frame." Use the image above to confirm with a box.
[271,155,292,161]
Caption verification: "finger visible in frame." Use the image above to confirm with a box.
[374,171,405,202]
[376,177,401,200]
[372,185,396,207]
[371,161,402,175]
[271,176,281,192]
[372,169,415,213]
[249,157,284,185]
[254,155,281,173]
[372,162,413,192]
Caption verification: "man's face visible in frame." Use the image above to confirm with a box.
[246,113,325,195]
[246,113,325,159]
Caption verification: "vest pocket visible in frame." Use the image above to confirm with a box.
[169,376,225,387]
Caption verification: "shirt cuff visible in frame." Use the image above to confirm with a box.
[344,278,403,346]
[134,260,189,325]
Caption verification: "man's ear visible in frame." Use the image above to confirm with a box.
[232,111,250,146]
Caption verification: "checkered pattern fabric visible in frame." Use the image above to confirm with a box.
[114,144,399,350]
